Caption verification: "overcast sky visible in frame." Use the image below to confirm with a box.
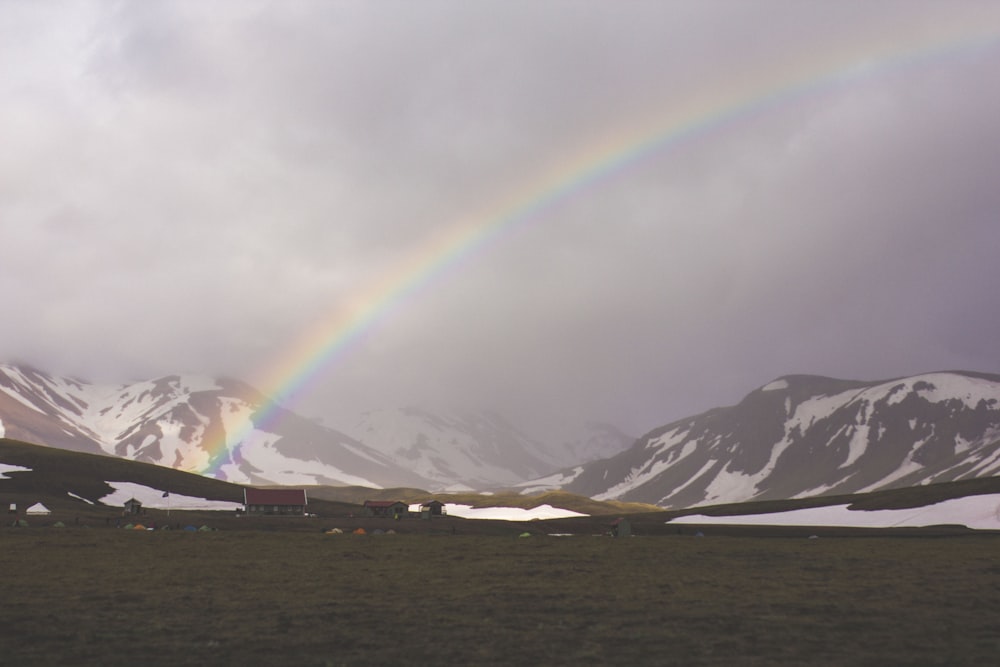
[3,1,1000,439]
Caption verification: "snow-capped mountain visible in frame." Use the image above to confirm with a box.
[0,363,428,489]
[0,362,631,491]
[550,421,637,468]
[528,372,1000,508]
[336,408,631,489]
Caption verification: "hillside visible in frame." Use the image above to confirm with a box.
[0,438,638,527]
[0,363,632,491]
[527,371,1000,508]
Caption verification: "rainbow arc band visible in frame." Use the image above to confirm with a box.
[202,26,1000,478]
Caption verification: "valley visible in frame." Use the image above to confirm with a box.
[2,529,998,666]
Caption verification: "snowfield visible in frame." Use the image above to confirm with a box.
[409,503,587,521]
[100,482,243,511]
[670,493,1000,530]
[67,491,94,504]
[0,463,31,479]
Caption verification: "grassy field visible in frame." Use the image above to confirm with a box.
[2,528,999,666]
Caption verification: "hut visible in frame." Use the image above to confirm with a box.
[243,488,308,516]
[123,498,143,515]
[420,500,446,519]
[363,500,408,519]
[609,517,631,538]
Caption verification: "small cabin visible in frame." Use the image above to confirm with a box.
[609,517,631,538]
[123,498,143,515]
[363,500,408,519]
[244,488,308,516]
[420,500,445,519]
[8,503,16,514]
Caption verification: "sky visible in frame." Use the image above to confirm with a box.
[2,1,1000,441]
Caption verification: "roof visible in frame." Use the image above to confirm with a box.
[364,500,407,508]
[421,500,444,507]
[244,488,308,506]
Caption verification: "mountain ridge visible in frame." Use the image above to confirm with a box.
[0,363,430,489]
[526,370,1000,508]
[0,362,630,491]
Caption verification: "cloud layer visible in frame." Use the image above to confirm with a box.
[3,1,1000,438]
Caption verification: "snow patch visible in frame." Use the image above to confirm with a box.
[670,493,1000,530]
[515,467,583,494]
[761,379,789,392]
[0,463,31,478]
[431,503,587,521]
[100,481,243,511]
[67,491,94,504]
[839,423,870,469]
[701,465,758,504]
[594,457,675,501]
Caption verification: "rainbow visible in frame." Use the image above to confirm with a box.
[201,25,1000,477]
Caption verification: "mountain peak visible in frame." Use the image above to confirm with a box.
[540,370,1000,509]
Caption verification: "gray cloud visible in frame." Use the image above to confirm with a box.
[2,1,1000,438]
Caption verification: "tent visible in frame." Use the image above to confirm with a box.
[519,532,532,538]
[11,519,28,527]
[353,527,367,535]
[183,525,198,531]
[198,525,212,532]
[25,503,51,515]
[52,521,66,528]
[325,528,343,534]
[133,524,146,530]
[123,523,134,530]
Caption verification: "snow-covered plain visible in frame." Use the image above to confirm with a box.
[100,482,243,511]
[409,503,587,521]
[670,494,1000,530]
[0,463,31,479]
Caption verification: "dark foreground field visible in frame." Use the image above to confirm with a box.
[2,529,998,666]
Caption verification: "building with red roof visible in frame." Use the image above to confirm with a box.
[243,488,308,516]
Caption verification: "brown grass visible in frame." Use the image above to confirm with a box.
[2,529,999,666]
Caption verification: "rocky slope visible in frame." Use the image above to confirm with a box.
[0,363,427,488]
[525,372,1000,508]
